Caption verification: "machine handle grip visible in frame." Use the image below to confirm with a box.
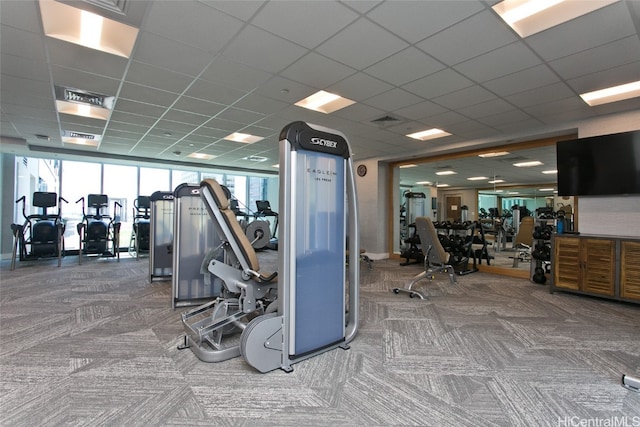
[75,197,84,204]
[15,196,25,204]
[59,196,69,204]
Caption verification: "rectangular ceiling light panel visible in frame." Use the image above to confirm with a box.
[61,130,101,147]
[406,128,451,141]
[40,0,139,58]
[493,0,617,38]
[580,80,640,106]
[295,90,356,114]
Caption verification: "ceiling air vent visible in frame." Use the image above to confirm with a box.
[371,115,400,124]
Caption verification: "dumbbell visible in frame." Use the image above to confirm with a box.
[532,266,547,284]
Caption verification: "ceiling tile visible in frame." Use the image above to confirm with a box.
[199,58,273,92]
[251,1,358,49]
[362,88,423,112]
[417,10,518,66]
[143,1,243,54]
[483,64,561,97]
[133,32,215,76]
[221,25,308,74]
[316,18,408,69]
[366,0,484,43]
[50,66,120,96]
[548,36,640,81]
[456,98,515,120]
[402,69,474,99]
[201,0,266,21]
[119,82,180,107]
[505,82,576,109]
[433,85,496,110]
[114,99,167,118]
[183,79,248,105]
[566,60,640,93]
[454,41,542,83]
[0,25,45,59]
[125,61,195,94]
[280,52,356,89]
[393,101,448,121]
[364,47,445,86]
[328,72,394,102]
[526,1,635,61]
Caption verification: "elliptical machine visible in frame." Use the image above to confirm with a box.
[10,192,68,270]
[76,194,122,264]
[129,196,151,259]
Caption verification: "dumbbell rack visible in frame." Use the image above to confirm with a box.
[531,217,555,285]
[434,221,478,275]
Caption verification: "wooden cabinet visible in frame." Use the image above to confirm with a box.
[621,241,640,300]
[551,234,639,304]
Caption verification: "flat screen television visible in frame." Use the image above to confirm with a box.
[557,130,640,196]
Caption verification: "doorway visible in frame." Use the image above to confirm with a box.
[445,196,462,222]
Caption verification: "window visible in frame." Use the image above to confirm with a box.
[103,164,138,250]
[140,167,170,196]
[60,161,102,250]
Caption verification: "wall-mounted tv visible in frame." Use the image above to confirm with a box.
[557,130,640,196]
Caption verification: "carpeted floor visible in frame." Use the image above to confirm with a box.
[1,253,639,426]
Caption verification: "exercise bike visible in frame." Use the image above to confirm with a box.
[10,192,68,270]
[76,194,122,264]
[128,196,151,259]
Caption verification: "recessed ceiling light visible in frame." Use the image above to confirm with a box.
[39,0,139,58]
[579,80,640,106]
[436,183,450,188]
[272,164,279,168]
[542,169,557,174]
[406,128,451,141]
[492,0,617,38]
[242,155,268,162]
[224,132,264,144]
[507,191,520,195]
[188,152,215,160]
[488,179,505,184]
[467,176,489,181]
[513,161,543,167]
[399,164,418,168]
[539,188,555,191]
[416,181,432,185]
[435,170,457,176]
[294,90,355,114]
[495,190,504,193]
[478,151,510,158]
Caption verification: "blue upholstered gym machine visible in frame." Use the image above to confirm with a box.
[180,122,360,372]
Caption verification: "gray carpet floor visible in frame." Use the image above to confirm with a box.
[1,253,639,426]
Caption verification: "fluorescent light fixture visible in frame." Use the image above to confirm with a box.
[225,132,264,144]
[492,0,617,38]
[406,128,451,141]
[507,191,520,195]
[580,80,640,106]
[488,179,505,184]
[56,100,112,120]
[436,183,450,188]
[61,130,101,147]
[188,152,215,160]
[467,176,489,181]
[495,190,504,193]
[435,170,457,176]
[478,151,510,158]
[416,181,432,185]
[272,164,280,168]
[399,164,418,168]
[39,0,139,58]
[294,90,355,114]
[539,188,555,191]
[242,155,268,162]
[513,161,543,167]
[542,169,557,174]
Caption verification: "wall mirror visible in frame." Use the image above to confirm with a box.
[392,135,577,277]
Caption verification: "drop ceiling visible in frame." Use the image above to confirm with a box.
[1,0,639,179]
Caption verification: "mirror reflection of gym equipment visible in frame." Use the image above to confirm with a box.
[395,137,577,278]
[10,192,68,270]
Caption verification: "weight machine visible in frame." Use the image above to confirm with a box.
[10,192,67,270]
[128,196,151,259]
[75,194,122,264]
[179,121,360,373]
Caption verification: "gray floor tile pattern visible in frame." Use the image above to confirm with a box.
[1,253,639,426]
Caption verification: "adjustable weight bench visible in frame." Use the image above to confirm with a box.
[393,216,457,299]
[179,178,277,363]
